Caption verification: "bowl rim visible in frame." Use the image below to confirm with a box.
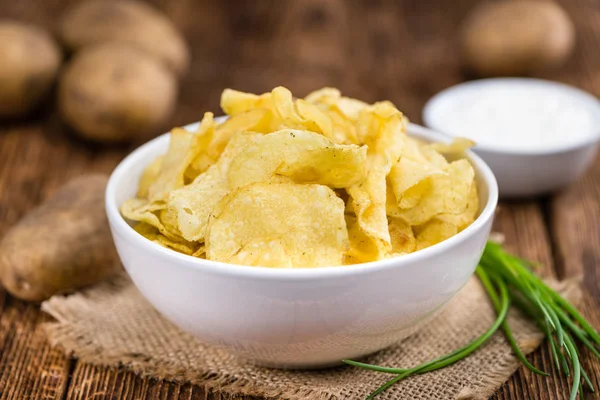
[106,122,498,281]
[422,77,600,156]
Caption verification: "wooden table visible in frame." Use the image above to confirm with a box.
[1,1,599,398]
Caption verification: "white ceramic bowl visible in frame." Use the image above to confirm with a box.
[423,78,600,198]
[106,123,498,368]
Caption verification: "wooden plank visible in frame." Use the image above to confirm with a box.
[0,293,72,400]
[66,363,264,400]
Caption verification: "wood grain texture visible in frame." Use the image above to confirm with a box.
[0,0,599,399]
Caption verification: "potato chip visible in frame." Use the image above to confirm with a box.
[228,239,293,268]
[428,137,475,155]
[154,235,197,255]
[147,119,211,201]
[305,87,368,121]
[345,215,379,263]
[270,87,334,138]
[121,198,181,241]
[389,216,416,254]
[437,183,479,231]
[228,129,368,190]
[133,223,197,255]
[415,218,458,250]
[347,102,406,257]
[221,89,272,115]
[137,155,163,198]
[388,157,446,209]
[206,183,348,267]
[166,132,262,242]
[192,244,206,258]
[393,159,475,226]
[190,108,271,175]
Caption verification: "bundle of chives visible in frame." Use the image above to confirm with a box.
[344,241,599,400]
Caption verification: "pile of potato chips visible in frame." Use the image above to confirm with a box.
[121,87,478,268]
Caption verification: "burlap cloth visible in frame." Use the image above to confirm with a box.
[41,274,578,400]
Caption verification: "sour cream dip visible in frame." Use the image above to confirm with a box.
[423,78,600,153]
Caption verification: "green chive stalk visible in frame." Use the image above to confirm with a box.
[344,241,599,400]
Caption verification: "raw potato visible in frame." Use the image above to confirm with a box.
[460,1,575,76]
[0,21,61,117]
[59,44,177,143]
[59,0,189,75]
[0,175,120,302]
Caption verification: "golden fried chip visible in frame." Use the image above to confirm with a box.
[206,183,348,268]
[394,159,475,226]
[437,183,479,231]
[228,239,293,268]
[137,155,163,198]
[347,102,406,257]
[345,215,379,264]
[133,223,198,255]
[221,89,272,115]
[228,129,367,190]
[121,198,182,241]
[153,235,197,255]
[305,87,368,121]
[415,218,458,250]
[166,132,262,242]
[389,217,416,254]
[147,118,212,201]
[388,157,446,209]
[190,108,271,174]
[428,137,475,155]
[270,87,334,137]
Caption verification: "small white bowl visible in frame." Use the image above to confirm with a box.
[423,78,600,198]
[106,123,498,368]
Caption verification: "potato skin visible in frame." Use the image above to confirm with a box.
[0,175,120,302]
[59,44,177,143]
[59,0,189,76]
[461,1,575,76]
[0,21,61,117]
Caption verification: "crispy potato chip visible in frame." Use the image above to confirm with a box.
[347,102,406,257]
[154,235,197,255]
[389,216,416,254]
[428,137,475,155]
[415,218,458,251]
[190,108,271,175]
[270,87,334,137]
[305,87,368,121]
[206,183,348,267]
[121,198,183,241]
[221,89,272,115]
[166,132,262,242]
[228,129,367,190]
[137,155,163,198]
[147,118,212,201]
[228,239,293,268]
[345,215,379,264]
[133,223,197,255]
[437,183,479,231]
[295,99,334,139]
[134,222,160,237]
[388,157,446,209]
[192,244,206,258]
[393,159,475,226]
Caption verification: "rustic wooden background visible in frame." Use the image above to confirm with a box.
[1,0,599,399]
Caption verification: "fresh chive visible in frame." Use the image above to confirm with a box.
[477,267,547,376]
[344,242,598,399]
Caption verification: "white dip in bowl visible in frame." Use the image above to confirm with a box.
[423,78,600,197]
